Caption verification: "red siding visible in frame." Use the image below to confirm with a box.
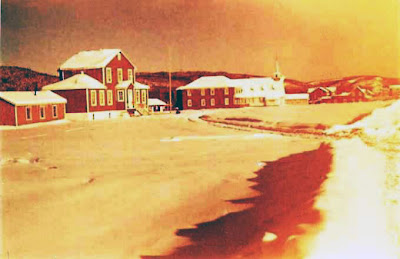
[62,68,103,83]
[0,99,16,125]
[52,90,87,113]
[16,103,65,126]
[59,51,138,112]
[179,87,237,110]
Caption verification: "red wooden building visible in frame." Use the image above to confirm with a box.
[42,74,108,113]
[176,76,238,110]
[55,49,148,115]
[308,87,337,104]
[0,91,66,126]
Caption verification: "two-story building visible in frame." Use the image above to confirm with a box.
[44,49,149,119]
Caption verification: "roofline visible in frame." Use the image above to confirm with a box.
[58,49,137,70]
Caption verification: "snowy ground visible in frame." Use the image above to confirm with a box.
[0,112,322,258]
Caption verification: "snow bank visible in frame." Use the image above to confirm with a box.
[326,100,400,142]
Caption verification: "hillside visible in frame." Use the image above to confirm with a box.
[0,66,59,91]
[1,66,399,103]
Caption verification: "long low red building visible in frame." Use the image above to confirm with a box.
[0,91,67,126]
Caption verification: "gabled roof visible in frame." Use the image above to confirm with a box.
[134,82,150,90]
[42,74,107,91]
[59,49,135,70]
[116,80,133,89]
[177,76,232,90]
[0,91,67,106]
[148,98,167,106]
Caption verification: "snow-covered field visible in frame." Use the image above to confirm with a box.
[0,112,322,258]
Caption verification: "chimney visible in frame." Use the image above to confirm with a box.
[34,82,38,96]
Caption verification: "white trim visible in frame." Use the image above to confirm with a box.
[39,105,46,120]
[128,69,133,83]
[14,105,18,126]
[187,89,191,96]
[135,90,141,104]
[106,67,112,84]
[117,68,123,83]
[107,90,113,106]
[86,88,90,113]
[224,87,229,95]
[201,89,205,96]
[141,90,147,104]
[201,99,205,106]
[26,106,32,120]
[52,105,58,118]
[210,89,215,96]
[102,67,105,85]
[224,98,229,105]
[117,90,125,102]
[90,90,97,106]
[99,90,105,106]
[117,53,121,60]
[211,98,215,106]
[187,99,192,107]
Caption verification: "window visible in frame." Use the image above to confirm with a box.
[117,68,123,83]
[91,90,97,106]
[201,89,205,96]
[225,98,229,105]
[224,88,229,95]
[26,106,32,120]
[40,106,46,119]
[211,98,215,106]
[187,99,192,107]
[52,105,58,118]
[128,69,133,82]
[141,90,147,104]
[117,90,124,102]
[106,67,112,83]
[107,90,113,105]
[210,89,215,95]
[187,89,192,96]
[201,99,206,106]
[117,53,121,60]
[99,90,105,106]
[135,90,141,104]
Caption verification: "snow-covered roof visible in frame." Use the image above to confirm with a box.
[116,80,133,89]
[59,49,122,70]
[148,98,167,106]
[0,91,67,106]
[307,86,336,94]
[177,76,232,90]
[134,82,150,90]
[233,77,285,99]
[42,74,106,90]
[285,94,309,100]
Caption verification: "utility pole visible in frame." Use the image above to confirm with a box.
[168,46,173,113]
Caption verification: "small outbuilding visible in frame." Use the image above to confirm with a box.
[285,94,309,105]
[148,98,167,113]
[0,91,67,126]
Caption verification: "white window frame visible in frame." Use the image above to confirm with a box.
[225,98,229,105]
[141,90,147,104]
[117,68,123,83]
[187,89,192,96]
[210,88,215,96]
[128,69,133,82]
[106,67,112,83]
[135,90,141,104]
[201,89,205,96]
[91,90,97,106]
[211,98,215,106]
[26,106,32,120]
[107,90,113,106]
[99,90,105,106]
[187,99,192,107]
[224,87,229,95]
[117,90,125,102]
[201,99,206,106]
[52,105,58,118]
[39,105,46,119]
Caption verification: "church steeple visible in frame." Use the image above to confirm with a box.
[273,58,282,81]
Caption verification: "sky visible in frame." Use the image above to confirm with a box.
[1,0,400,81]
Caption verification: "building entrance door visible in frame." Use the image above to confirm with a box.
[127,89,133,109]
